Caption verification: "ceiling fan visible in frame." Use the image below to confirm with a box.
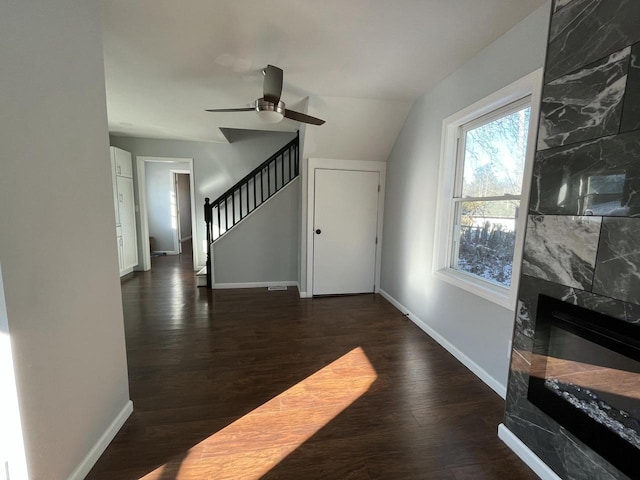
[205,65,325,126]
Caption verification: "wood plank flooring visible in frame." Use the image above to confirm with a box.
[86,248,536,480]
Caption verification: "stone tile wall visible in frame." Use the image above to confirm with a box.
[504,1,640,478]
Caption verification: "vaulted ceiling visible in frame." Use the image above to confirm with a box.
[100,0,546,144]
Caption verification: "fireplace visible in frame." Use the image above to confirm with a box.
[527,295,640,479]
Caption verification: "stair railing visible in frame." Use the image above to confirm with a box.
[204,132,299,288]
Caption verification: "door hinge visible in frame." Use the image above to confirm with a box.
[375,236,378,244]
[378,184,380,192]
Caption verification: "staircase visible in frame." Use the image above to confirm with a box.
[202,132,299,288]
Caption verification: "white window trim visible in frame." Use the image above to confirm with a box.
[433,69,543,310]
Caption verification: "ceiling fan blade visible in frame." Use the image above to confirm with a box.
[284,109,325,125]
[263,65,283,104]
[205,107,255,113]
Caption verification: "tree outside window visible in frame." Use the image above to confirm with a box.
[451,100,531,287]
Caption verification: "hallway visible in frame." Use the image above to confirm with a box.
[86,253,535,480]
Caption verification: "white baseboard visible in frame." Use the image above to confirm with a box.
[213,281,298,289]
[299,291,311,298]
[498,424,561,480]
[67,400,133,480]
[378,289,506,399]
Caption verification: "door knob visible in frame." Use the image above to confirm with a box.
[315,229,322,234]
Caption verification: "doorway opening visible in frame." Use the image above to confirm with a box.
[173,171,193,264]
[137,157,198,271]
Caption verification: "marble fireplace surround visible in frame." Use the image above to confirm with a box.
[501,1,640,479]
[526,295,640,479]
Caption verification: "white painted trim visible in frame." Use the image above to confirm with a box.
[136,157,198,271]
[432,69,544,310]
[433,269,513,310]
[379,288,506,398]
[187,168,199,271]
[305,158,386,297]
[169,170,180,254]
[299,156,309,296]
[298,291,311,298]
[66,400,133,480]
[498,424,562,480]
[119,267,134,277]
[213,281,298,289]
[170,168,192,256]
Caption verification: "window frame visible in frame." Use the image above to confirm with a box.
[433,69,543,310]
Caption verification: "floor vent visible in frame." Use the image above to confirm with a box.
[267,286,287,291]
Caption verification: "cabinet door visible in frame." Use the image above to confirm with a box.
[116,176,138,270]
[110,147,120,225]
[114,147,133,178]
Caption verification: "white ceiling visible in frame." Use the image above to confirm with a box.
[100,0,546,144]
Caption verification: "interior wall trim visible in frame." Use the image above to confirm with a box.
[498,424,562,480]
[379,289,506,398]
[66,400,133,480]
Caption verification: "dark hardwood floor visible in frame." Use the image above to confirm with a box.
[86,245,536,480]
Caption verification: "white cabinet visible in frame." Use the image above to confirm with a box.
[117,175,138,270]
[110,147,138,276]
[110,150,120,226]
[117,236,125,272]
[114,147,133,178]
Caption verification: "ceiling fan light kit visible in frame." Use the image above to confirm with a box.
[255,98,285,123]
[206,65,325,126]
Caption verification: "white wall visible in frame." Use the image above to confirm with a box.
[213,180,300,285]
[144,161,189,252]
[302,96,412,164]
[298,96,412,292]
[380,3,551,393]
[0,1,131,478]
[110,130,297,269]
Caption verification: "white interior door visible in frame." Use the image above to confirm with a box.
[313,169,380,295]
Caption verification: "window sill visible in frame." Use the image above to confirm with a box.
[433,268,516,311]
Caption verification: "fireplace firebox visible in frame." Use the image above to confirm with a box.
[527,295,640,479]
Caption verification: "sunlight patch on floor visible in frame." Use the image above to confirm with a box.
[140,346,377,480]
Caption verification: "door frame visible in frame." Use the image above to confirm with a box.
[170,169,192,254]
[306,158,386,296]
[136,156,197,271]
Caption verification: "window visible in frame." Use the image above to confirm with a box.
[453,99,530,287]
[434,71,542,309]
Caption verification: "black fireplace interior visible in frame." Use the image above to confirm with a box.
[527,295,640,479]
